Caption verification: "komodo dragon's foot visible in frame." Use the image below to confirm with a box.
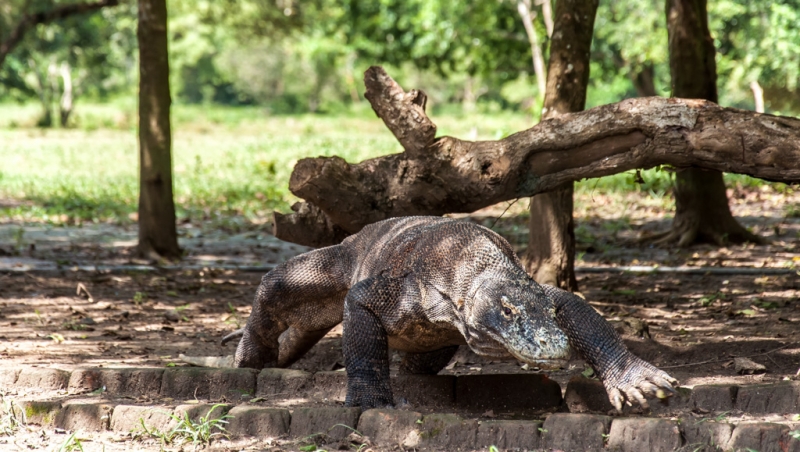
[345,377,394,410]
[601,354,678,411]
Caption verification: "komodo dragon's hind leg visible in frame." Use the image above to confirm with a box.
[235,245,352,369]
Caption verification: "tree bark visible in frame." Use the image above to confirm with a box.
[136,0,180,259]
[273,69,800,248]
[523,0,598,290]
[661,0,761,246]
[0,0,120,69]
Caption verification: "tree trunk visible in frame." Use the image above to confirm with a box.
[59,62,73,127]
[523,0,598,290]
[661,0,761,246]
[516,0,547,100]
[272,67,800,248]
[136,0,180,259]
[750,81,764,113]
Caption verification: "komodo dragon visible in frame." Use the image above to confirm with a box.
[227,216,677,410]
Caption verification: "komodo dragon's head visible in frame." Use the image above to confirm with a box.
[459,266,571,366]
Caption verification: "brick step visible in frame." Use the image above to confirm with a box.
[6,366,800,417]
[6,400,799,451]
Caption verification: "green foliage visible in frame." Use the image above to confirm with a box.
[3,0,799,116]
[0,1,138,125]
[711,0,800,112]
[56,432,84,452]
[137,404,232,446]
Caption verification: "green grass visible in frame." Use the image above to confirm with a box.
[0,101,780,228]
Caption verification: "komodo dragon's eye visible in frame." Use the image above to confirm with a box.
[500,295,515,318]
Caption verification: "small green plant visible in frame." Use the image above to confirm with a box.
[224,302,242,328]
[138,404,232,446]
[132,292,146,305]
[175,304,192,322]
[13,227,25,249]
[0,398,24,436]
[299,445,326,452]
[56,432,84,452]
[489,446,500,452]
[790,429,800,440]
[699,292,726,307]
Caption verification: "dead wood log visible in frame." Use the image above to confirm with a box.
[274,66,800,247]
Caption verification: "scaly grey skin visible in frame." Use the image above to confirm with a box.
[233,216,677,410]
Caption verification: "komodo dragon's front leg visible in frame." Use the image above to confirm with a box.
[234,245,352,369]
[544,285,678,410]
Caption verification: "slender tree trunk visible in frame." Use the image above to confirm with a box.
[660,0,761,246]
[523,0,598,290]
[136,0,180,259]
[750,81,764,113]
[538,0,554,37]
[517,0,547,100]
[59,62,73,127]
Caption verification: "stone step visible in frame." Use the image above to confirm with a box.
[5,400,799,451]
[7,365,800,416]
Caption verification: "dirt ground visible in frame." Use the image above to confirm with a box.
[1,186,799,390]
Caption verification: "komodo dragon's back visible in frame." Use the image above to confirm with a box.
[343,216,519,281]
[232,216,678,410]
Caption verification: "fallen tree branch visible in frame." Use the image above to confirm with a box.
[274,66,800,247]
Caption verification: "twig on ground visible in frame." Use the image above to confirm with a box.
[488,199,521,230]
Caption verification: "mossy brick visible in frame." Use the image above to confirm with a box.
[160,367,257,401]
[417,413,479,449]
[110,405,174,433]
[54,403,114,431]
[455,373,562,412]
[691,384,739,412]
[726,422,790,452]
[357,408,422,446]
[542,413,611,452]
[69,367,164,397]
[476,419,541,450]
[564,376,615,413]
[256,368,312,398]
[0,368,20,387]
[681,419,734,451]
[392,375,455,408]
[18,400,62,426]
[226,406,290,438]
[735,382,800,414]
[15,368,70,391]
[290,406,361,441]
[607,418,683,452]
[310,371,348,402]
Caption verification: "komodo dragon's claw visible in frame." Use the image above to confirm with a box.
[603,356,678,411]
